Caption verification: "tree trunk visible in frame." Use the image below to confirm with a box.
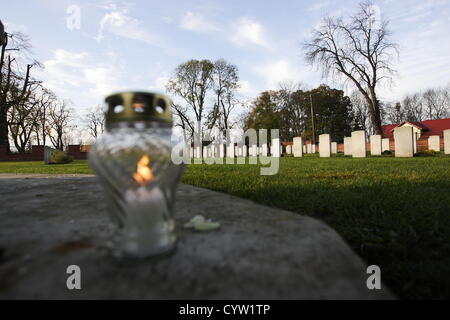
[0,110,9,151]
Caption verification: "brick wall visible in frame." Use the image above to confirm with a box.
[67,145,89,160]
[0,145,89,161]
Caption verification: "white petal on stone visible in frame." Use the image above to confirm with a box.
[193,221,220,231]
[184,215,220,231]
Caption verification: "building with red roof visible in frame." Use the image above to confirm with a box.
[382,118,450,151]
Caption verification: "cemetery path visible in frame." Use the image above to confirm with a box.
[0,174,393,299]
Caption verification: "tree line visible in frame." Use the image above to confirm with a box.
[0,23,104,153]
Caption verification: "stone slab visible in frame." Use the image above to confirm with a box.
[428,135,440,152]
[351,131,366,158]
[381,138,390,152]
[293,137,303,157]
[444,130,450,155]
[344,137,352,156]
[394,126,414,158]
[319,134,331,158]
[331,142,337,154]
[0,175,393,300]
[370,135,382,156]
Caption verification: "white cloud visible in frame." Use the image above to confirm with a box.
[231,17,268,48]
[255,59,300,90]
[39,49,128,107]
[42,49,88,88]
[179,11,219,33]
[237,80,258,98]
[96,9,159,45]
[148,76,170,93]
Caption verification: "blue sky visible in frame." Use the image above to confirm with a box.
[3,0,450,116]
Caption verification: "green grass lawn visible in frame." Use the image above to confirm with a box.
[1,155,449,299]
[0,160,92,174]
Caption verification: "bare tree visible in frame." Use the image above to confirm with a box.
[85,105,105,140]
[402,93,424,122]
[211,59,239,141]
[47,100,73,150]
[7,83,41,152]
[32,87,56,146]
[166,59,215,141]
[304,0,398,135]
[422,87,450,120]
[0,31,41,151]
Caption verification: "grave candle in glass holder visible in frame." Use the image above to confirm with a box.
[89,91,183,258]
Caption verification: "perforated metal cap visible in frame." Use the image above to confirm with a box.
[104,91,172,125]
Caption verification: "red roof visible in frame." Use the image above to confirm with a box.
[382,118,450,140]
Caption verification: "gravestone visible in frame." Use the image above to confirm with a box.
[189,147,194,158]
[370,135,382,156]
[261,143,268,156]
[306,143,312,154]
[444,129,450,155]
[382,138,390,152]
[195,146,202,159]
[0,175,394,299]
[331,142,337,154]
[344,137,352,156]
[227,143,235,158]
[43,146,55,165]
[272,138,280,158]
[293,137,303,157]
[219,144,225,158]
[303,145,306,154]
[250,144,257,157]
[319,134,331,158]
[242,145,247,157]
[428,135,440,152]
[394,126,414,158]
[286,145,292,155]
[203,146,208,158]
[351,131,366,158]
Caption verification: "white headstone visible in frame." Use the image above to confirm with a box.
[351,131,366,158]
[227,143,235,158]
[195,145,202,159]
[428,135,440,152]
[286,145,292,155]
[344,137,352,156]
[293,137,303,157]
[382,138,390,152]
[331,142,337,154]
[444,129,450,155]
[394,126,414,157]
[306,143,312,154]
[303,145,306,153]
[272,138,280,158]
[219,144,225,158]
[370,135,382,156]
[261,143,268,156]
[250,144,257,157]
[242,145,247,157]
[319,134,331,158]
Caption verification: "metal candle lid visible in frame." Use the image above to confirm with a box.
[104,91,172,125]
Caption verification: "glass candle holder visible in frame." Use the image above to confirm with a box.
[89,91,183,258]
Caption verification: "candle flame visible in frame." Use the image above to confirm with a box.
[133,155,154,185]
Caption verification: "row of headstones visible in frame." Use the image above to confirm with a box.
[188,128,450,159]
[190,139,282,158]
[329,127,450,158]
